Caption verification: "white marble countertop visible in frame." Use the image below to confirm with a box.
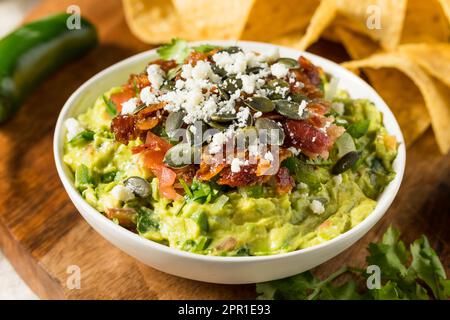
[0,0,41,300]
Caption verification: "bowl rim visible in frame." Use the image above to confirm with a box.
[54,40,406,263]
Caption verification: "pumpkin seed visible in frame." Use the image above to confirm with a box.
[276,57,299,68]
[255,118,284,145]
[220,46,242,54]
[207,121,227,130]
[290,93,308,103]
[166,65,181,80]
[163,143,194,168]
[332,151,360,174]
[210,112,236,123]
[244,96,275,113]
[274,100,308,120]
[124,176,151,198]
[160,81,175,92]
[165,111,185,139]
[211,64,227,78]
[186,121,209,145]
[235,126,258,148]
[247,66,263,74]
[222,77,242,94]
[264,79,290,100]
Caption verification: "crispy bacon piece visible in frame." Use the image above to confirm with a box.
[298,56,322,87]
[128,73,150,90]
[291,56,325,99]
[217,164,264,187]
[275,167,295,194]
[152,59,178,72]
[111,115,138,145]
[307,99,331,115]
[283,119,331,158]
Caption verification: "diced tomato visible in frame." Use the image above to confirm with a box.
[283,120,331,158]
[141,132,180,200]
[110,87,135,113]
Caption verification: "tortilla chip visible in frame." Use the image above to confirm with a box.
[240,0,320,41]
[399,43,450,87]
[172,0,255,40]
[334,0,407,51]
[297,0,338,50]
[342,52,450,154]
[400,0,450,44]
[274,0,407,51]
[438,0,450,23]
[122,0,183,43]
[337,28,431,147]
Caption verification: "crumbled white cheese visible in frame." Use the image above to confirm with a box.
[121,97,138,114]
[310,200,325,214]
[298,100,308,116]
[253,111,263,118]
[147,64,165,90]
[236,106,251,127]
[212,51,247,75]
[140,86,159,105]
[64,117,84,140]
[110,185,135,202]
[208,131,226,154]
[264,151,274,162]
[240,74,256,94]
[270,62,289,78]
[261,47,280,62]
[333,174,343,185]
[231,157,244,173]
[288,147,301,156]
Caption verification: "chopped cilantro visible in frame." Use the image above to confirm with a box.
[157,38,191,63]
[102,94,117,116]
[257,226,450,300]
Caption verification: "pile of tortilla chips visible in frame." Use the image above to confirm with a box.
[123,0,450,154]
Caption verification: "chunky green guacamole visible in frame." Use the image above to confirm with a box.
[63,41,398,256]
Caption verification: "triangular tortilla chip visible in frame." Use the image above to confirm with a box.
[240,0,320,41]
[122,0,255,43]
[342,52,450,154]
[122,0,183,43]
[438,0,450,23]
[334,0,408,51]
[399,43,450,87]
[172,0,255,40]
[400,0,450,44]
[336,28,431,147]
[297,0,338,50]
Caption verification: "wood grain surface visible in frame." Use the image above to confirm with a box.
[0,0,448,299]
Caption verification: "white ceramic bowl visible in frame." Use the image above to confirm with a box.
[54,41,405,284]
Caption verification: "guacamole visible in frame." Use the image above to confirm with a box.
[63,40,398,256]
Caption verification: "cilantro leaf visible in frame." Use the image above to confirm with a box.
[157,38,191,63]
[192,44,222,53]
[366,226,410,279]
[102,94,117,117]
[409,235,450,299]
[256,226,450,300]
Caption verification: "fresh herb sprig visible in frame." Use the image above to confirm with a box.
[257,226,450,300]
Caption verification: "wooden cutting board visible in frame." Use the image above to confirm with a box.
[0,0,448,299]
